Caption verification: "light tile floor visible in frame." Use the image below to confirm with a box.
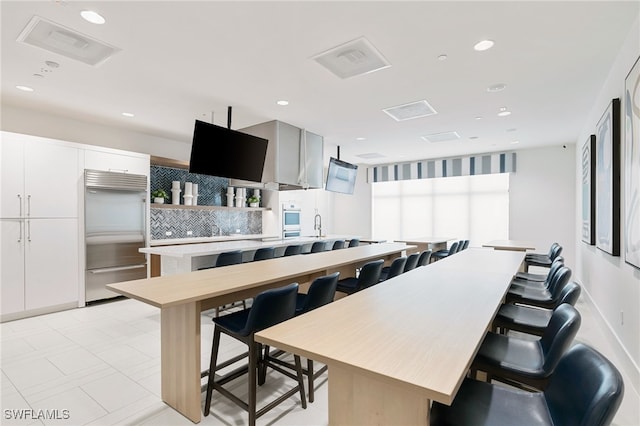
[1,295,638,425]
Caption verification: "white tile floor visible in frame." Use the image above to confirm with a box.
[1,295,639,426]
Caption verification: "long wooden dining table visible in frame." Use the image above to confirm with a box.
[255,248,525,425]
[106,242,412,423]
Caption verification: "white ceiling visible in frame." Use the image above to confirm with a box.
[2,1,638,165]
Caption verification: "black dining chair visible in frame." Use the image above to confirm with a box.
[509,258,566,291]
[506,266,572,309]
[432,241,459,262]
[417,250,432,266]
[524,242,562,271]
[348,238,360,247]
[332,240,345,250]
[253,247,275,262]
[378,256,407,281]
[336,259,384,295]
[403,252,420,272]
[309,241,326,253]
[283,245,302,257]
[199,250,245,315]
[493,282,581,336]
[203,283,306,425]
[471,303,581,390]
[431,343,624,426]
[262,272,340,403]
[514,256,564,282]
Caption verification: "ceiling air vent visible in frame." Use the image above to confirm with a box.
[383,100,437,121]
[421,131,461,143]
[17,16,120,66]
[312,37,391,79]
[356,153,386,159]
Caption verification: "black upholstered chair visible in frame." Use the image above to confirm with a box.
[332,240,345,250]
[514,256,564,282]
[471,303,581,390]
[348,238,360,247]
[264,272,340,403]
[432,241,459,261]
[524,242,562,271]
[460,239,470,250]
[283,245,302,257]
[253,247,275,262]
[494,282,581,336]
[417,249,432,266]
[506,266,572,309]
[309,241,326,253]
[203,283,306,425]
[216,250,243,266]
[509,259,566,291]
[403,252,420,272]
[379,256,407,281]
[431,343,624,426]
[336,259,384,295]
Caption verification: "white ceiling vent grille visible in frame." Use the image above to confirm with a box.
[17,16,120,66]
[312,37,391,79]
[421,131,461,143]
[383,100,437,121]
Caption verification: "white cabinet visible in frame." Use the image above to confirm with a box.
[1,220,25,315]
[84,149,150,176]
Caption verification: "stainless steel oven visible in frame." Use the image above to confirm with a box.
[282,203,301,239]
[84,170,148,302]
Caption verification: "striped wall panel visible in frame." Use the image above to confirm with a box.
[369,152,516,183]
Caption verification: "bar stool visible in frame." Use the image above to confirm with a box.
[283,245,302,257]
[403,252,420,272]
[336,259,384,295]
[417,249,432,266]
[379,256,407,281]
[431,241,459,262]
[348,238,360,247]
[253,247,275,261]
[309,241,326,253]
[332,240,345,250]
[203,282,306,425]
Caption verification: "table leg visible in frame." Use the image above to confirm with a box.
[328,364,430,425]
[161,302,202,423]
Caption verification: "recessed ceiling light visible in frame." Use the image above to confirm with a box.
[511,140,520,144]
[474,116,483,120]
[506,128,517,132]
[474,39,495,51]
[276,100,289,106]
[81,10,106,25]
[437,54,448,61]
[16,85,34,92]
[487,83,506,92]
[122,112,134,117]
[469,136,479,140]
[356,137,366,141]
[498,107,511,117]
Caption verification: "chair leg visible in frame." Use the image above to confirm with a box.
[204,327,221,416]
[258,345,269,385]
[307,359,314,403]
[248,340,258,426]
[294,355,307,409]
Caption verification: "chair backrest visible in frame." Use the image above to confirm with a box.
[417,250,432,266]
[550,244,563,261]
[298,272,340,314]
[455,240,465,253]
[539,304,581,375]
[310,241,327,253]
[216,250,243,267]
[241,282,299,336]
[447,241,459,256]
[357,259,384,290]
[283,245,302,257]
[547,242,560,257]
[348,238,360,247]
[548,266,572,299]
[544,260,566,286]
[462,240,470,250]
[404,253,420,272]
[385,257,407,280]
[253,247,275,261]
[545,343,624,426]
[558,281,581,306]
[332,240,345,250]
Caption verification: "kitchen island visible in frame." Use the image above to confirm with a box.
[142,235,359,276]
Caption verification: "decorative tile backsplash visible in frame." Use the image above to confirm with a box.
[150,165,262,240]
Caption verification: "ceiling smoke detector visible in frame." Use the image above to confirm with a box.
[421,131,461,143]
[312,37,391,79]
[383,99,437,121]
[17,16,120,66]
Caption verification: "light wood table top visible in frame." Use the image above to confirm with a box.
[395,236,456,245]
[256,248,525,424]
[483,239,537,251]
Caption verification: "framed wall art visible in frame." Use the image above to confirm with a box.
[582,134,596,245]
[624,56,640,268]
[595,98,621,256]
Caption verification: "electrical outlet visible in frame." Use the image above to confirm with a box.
[165,231,172,236]
[620,311,624,326]
[187,230,193,236]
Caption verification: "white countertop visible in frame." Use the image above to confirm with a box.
[149,234,277,246]
[142,235,360,258]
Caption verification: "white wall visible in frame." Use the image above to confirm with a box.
[329,165,372,240]
[574,15,640,392]
[509,145,576,267]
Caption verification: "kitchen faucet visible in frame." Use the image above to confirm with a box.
[314,213,322,237]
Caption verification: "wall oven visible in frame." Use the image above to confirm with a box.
[282,203,301,239]
[84,170,148,302]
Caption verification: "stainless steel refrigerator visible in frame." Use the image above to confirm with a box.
[84,169,147,302]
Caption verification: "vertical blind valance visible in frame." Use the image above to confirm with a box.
[368,152,516,183]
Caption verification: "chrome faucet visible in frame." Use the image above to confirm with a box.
[314,213,322,237]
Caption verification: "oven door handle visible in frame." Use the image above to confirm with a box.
[89,264,147,274]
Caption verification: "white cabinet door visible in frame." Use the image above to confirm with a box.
[0,220,25,315]
[84,150,149,177]
[25,141,79,218]
[24,218,78,310]
[0,136,25,218]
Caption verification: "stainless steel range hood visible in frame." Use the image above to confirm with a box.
[230,120,324,191]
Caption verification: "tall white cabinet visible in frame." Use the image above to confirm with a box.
[1,132,81,318]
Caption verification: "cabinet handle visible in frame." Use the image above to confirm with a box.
[18,221,23,243]
[27,195,31,217]
[18,194,22,217]
[27,220,31,242]
[109,168,128,173]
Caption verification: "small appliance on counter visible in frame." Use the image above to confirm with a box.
[84,170,148,302]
